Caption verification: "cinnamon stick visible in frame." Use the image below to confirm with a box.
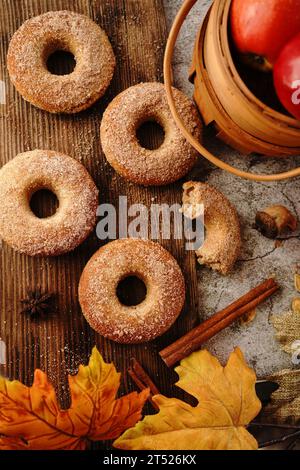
[128,358,160,411]
[160,278,279,367]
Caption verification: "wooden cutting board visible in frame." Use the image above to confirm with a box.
[0,0,199,435]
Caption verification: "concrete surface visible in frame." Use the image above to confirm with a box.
[164,0,300,378]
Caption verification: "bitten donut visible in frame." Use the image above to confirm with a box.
[100,82,202,186]
[182,182,241,275]
[7,11,115,113]
[79,239,186,343]
[0,150,99,256]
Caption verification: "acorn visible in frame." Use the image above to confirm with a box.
[255,205,297,239]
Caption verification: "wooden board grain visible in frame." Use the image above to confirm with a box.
[0,0,199,445]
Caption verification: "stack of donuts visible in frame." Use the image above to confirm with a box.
[0,11,241,344]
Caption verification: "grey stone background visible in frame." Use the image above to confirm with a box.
[164,0,300,378]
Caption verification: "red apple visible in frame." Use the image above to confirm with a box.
[230,0,300,71]
[274,32,300,120]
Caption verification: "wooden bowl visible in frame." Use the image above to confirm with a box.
[164,0,300,181]
[190,0,300,157]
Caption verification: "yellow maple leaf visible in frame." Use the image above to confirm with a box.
[0,347,148,450]
[114,348,261,450]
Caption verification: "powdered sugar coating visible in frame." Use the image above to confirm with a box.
[78,239,186,343]
[7,11,116,113]
[182,182,241,275]
[0,150,99,256]
[100,82,202,186]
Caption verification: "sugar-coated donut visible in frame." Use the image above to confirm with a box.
[7,11,115,113]
[182,182,241,275]
[100,82,202,186]
[78,239,186,343]
[0,150,99,256]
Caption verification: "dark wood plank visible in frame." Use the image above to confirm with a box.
[0,0,199,439]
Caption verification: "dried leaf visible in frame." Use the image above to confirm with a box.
[262,369,300,425]
[114,348,261,450]
[292,298,300,315]
[240,308,257,325]
[0,347,148,450]
[271,310,300,354]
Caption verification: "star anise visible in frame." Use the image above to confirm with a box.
[20,288,55,318]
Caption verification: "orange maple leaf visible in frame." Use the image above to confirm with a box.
[0,347,148,450]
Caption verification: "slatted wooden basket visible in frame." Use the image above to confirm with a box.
[164,0,300,181]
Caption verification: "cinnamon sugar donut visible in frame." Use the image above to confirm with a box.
[182,182,241,275]
[0,150,99,256]
[78,239,186,343]
[7,11,115,113]
[100,82,202,186]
